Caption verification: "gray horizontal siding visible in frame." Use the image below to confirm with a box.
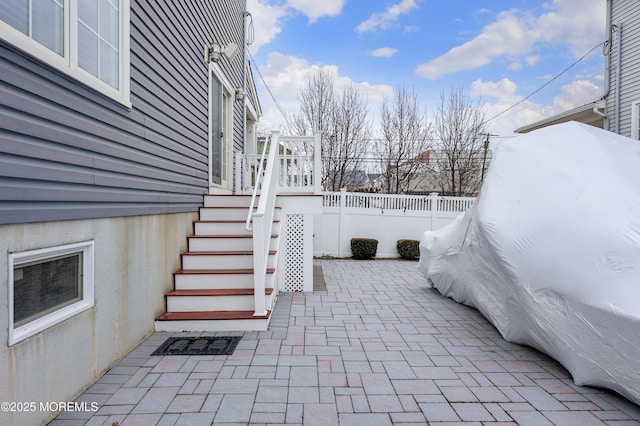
[0,0,247,225]
[607,0,640,137]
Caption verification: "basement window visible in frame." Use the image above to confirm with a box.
[8,241,94,345]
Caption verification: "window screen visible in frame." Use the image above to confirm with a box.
[13,253,83,327]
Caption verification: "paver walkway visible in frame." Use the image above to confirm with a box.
[51,259,640,425]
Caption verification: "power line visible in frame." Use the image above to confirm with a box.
[249,51,293,129]
[250,42,604,133]
[250,53,289,125]
[487,41,605,123]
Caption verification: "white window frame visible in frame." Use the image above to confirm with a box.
[208,62,235,191]
[0,0,131,107]
[8,240,95,345]
[631,100,640,140]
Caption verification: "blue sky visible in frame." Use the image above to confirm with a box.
[247,0,607,138]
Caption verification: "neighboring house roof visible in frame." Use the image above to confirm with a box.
[341,170,368,186]
[514,101,606,134]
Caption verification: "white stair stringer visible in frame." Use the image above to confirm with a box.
[155,194,280,332]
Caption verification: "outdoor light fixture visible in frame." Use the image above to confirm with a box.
[235,88,244,101]
[204,42,239,63]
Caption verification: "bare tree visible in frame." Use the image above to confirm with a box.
[298,69,334,138]
[429,87,488,196]
[292,69,370,190]
[375,84,431,194]
[324,83,370,191]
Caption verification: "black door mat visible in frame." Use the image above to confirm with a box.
[151,336,241,356]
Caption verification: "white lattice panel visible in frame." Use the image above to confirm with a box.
[285,214,305,291]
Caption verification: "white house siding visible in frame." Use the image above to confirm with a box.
[606,0,640,138]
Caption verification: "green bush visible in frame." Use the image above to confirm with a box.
[351,238,378,259]
[397,239,420,260]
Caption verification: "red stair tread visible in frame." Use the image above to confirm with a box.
[198,206,281,210]
[181,250,277,256]
[194,219,280,223]
[156,310,271,321]
[188,234,278,239]
[165,288,274,296]
[174,268,275,275]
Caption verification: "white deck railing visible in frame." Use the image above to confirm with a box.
[236,132,322,195]
[322,191,475,212]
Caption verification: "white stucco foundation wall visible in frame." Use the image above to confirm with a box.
[0,212,196,425]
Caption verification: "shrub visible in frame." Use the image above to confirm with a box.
[397,239,420,260]
[351,238,378,259]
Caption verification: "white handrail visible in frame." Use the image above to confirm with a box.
[245,132,272,232]
[247,131,280,316]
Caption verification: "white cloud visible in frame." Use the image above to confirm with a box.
[553,79,601,111]
[371,47,398,58]
[355,0,421,33]
[415,10,536,79]
[471,78,518,100]
[471,78,547,136]
[536,0,606,56]
[255,52,394,131]
[415,0,605,80]
[286,0,345,23]
[471,77,603,136]
[247,0,289,54]
[247,0,346,54]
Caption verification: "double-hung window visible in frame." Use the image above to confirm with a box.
[0,0,130,105]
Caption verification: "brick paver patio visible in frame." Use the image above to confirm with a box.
[51,259,640,425]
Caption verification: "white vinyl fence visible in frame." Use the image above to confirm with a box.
[314,190,476,258]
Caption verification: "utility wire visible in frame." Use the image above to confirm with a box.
[249,51,293,130]
[487,41,605,123]
[250,42,604,133]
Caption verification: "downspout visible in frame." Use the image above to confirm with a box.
[237,10,249,195]
[615,22,622,134]
[242,12,249,154]
[598,0,613,126]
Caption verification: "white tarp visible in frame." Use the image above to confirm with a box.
[418,121,640,405]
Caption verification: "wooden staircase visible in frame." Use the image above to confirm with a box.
[154,195,280,332]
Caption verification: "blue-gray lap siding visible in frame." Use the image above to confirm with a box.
[0,0,246,225]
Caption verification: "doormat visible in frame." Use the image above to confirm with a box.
[151,336,241,356]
